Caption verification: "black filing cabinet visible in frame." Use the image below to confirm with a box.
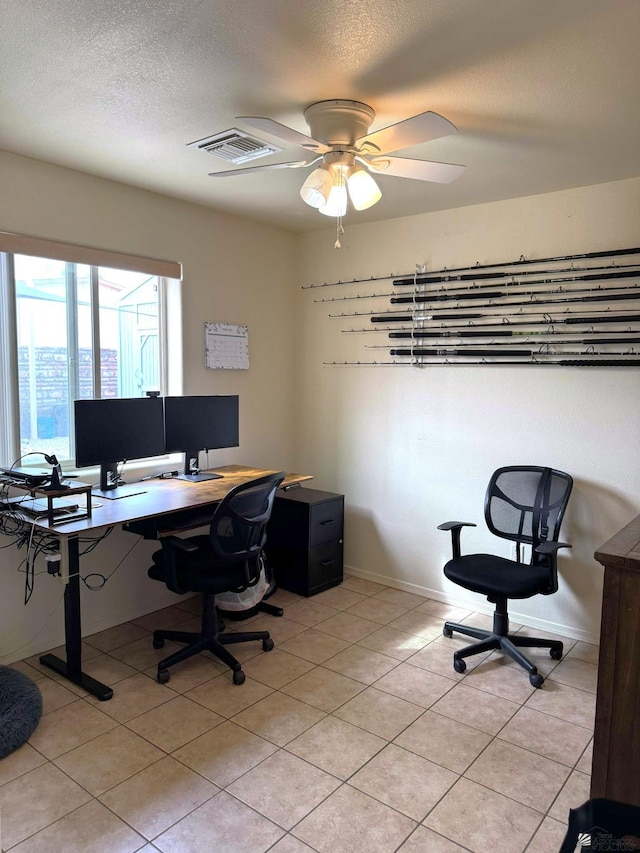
[266,487,344,596]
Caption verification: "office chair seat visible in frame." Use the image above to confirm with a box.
[438,466,573,688]
[444,554,552,600]
[149,535,244,593]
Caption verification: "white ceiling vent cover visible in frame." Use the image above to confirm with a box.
[187,128,282,164]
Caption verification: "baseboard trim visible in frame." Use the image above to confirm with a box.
[1,589,187,666]
[343,564,600,646]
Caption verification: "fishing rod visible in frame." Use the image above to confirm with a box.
[339,307,640,332]
[392,347,534,357]
[377,314,640,330]
[392,264,640,288]
[389,283,640,309]
[324,358,640,367]
[390,274,640,305]
[304,246,640,289]
[378,334,640,345]
[368,292,640,322]
[388,346,640,359]
[313,262,640,303]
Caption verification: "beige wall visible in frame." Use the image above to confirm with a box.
[295,177,640,643]
[1,147,638,661]
[0,150,297,662]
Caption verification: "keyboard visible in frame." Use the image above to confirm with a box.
[0,496,80,517]
[0,467,50,484]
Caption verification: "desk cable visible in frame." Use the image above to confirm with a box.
[0,502,59,604]
[0,505,118,602]
[82,533,141,591]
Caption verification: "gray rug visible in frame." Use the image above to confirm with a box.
[0,665,43,759]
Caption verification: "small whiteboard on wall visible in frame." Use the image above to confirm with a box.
[205,321,249,369]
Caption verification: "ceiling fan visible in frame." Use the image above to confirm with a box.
[207,100,465,222]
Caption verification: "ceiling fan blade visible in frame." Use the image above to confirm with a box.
[367,156,465,183]
[357,111,457,156]
[208,159,316,177]
[237,116,329,153]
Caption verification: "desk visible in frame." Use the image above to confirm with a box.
[593,515,640,807]
[20,465,310,701]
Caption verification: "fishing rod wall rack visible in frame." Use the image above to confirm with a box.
[305,247,640,367]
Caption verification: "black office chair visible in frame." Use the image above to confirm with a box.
[559,799,640,852]
[438,465,573,688]
[148,471,285,685]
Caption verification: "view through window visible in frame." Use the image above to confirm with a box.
[13,255,163,464]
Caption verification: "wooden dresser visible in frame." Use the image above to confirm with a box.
[592,515,640,806]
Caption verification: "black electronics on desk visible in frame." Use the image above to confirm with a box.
[74,396,165,499]
[164,395,239,482]
[72,393,239,496]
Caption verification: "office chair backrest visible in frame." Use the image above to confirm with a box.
[209,471,285,568]
[484,466,573,557]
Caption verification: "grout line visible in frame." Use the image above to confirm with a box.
[8,592,597,852]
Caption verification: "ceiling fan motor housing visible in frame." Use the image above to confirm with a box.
[304,100,375,148]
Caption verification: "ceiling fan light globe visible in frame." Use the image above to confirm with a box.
[300,167,332,208]
[319,185,347,217]
[347,168,382,210]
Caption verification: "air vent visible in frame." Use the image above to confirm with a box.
[187,128,282,164]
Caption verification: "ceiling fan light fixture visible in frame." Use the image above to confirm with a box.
[318,183,348,217]
[346,166,382,210]
[300,165,332,208]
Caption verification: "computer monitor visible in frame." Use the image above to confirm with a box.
[74,396,165,498]
[164,395,239,482]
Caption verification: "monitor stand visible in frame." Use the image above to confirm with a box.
[176,471,222,483]
[177,451,223,482]
[96,462,146,499]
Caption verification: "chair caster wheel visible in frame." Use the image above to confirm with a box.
[157,668,170,684]
[529,672,544,688]
[453,658,467,674]
[262,638,275,652]
[233,670,246,685]
[153,636,165,649]
[550,647,563,661]
[443,626,453,638]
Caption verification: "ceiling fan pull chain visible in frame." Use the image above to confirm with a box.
[335,216,344,249]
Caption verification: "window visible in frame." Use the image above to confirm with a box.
[0,234,181,468]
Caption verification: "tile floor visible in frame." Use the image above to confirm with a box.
[0,577,600,853]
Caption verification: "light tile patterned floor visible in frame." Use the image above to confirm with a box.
[0,578,599,852]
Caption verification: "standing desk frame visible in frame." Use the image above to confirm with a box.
[26,466,309,701]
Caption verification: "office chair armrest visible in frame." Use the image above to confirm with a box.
[437,521,477,559]
[535,540,571,555]
[535,540,571,594]
[158,536,200,595]
[161,535,199,553]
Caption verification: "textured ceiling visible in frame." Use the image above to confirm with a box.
[1,0,639,232]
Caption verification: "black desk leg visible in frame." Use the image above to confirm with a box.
[39,536,113,701]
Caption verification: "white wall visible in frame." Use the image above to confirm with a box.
[2,150,638,661]
[0,150,297,663]
[295,177,640,643]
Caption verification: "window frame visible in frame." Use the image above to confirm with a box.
[0,232,182,470]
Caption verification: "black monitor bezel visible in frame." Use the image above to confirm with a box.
[163,394,239,480]
[74,396,166,494]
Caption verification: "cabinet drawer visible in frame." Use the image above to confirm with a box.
[267,539,343,596]
[308,540,343,591]
[309,498,344,546]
